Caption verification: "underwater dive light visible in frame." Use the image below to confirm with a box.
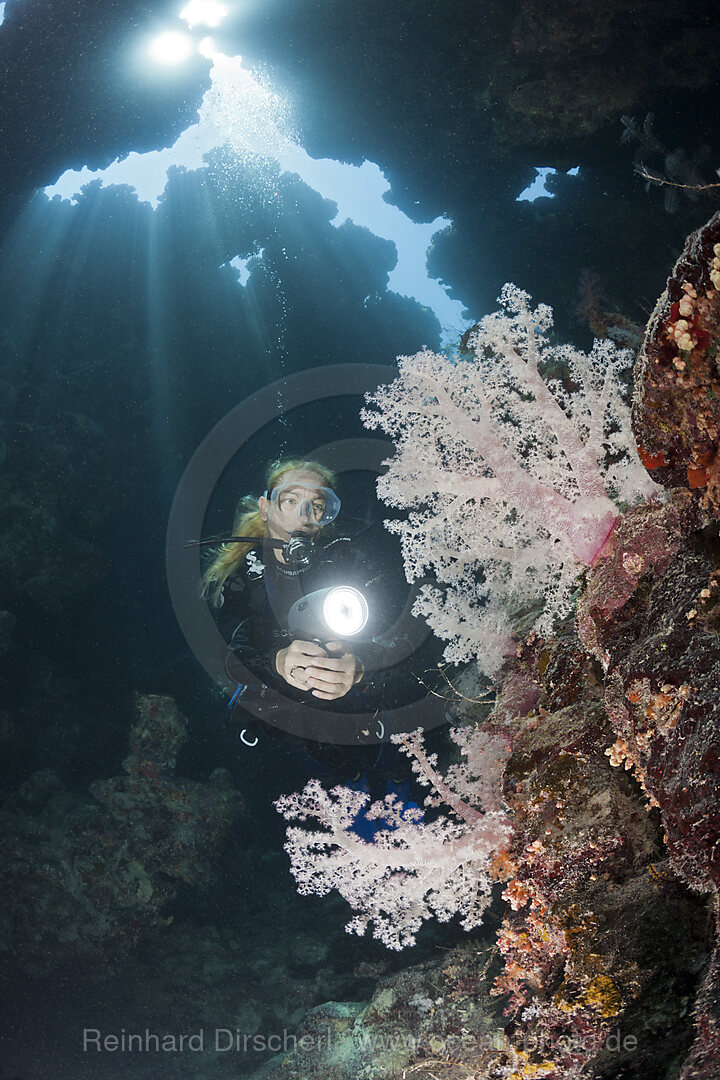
[288,586,369,643]
[322,587,369,637]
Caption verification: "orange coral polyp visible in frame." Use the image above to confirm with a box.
[637,446,668,470]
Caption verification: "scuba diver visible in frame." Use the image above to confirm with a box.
[202,459,367,701]
[198,456,445,804]
[200,458,420,728]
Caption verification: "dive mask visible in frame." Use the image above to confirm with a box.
[265,482,341,527]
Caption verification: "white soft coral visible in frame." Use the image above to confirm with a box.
[362,284,659,674]
[275,728,512,950]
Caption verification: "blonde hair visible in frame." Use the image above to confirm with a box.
[201,458,337,605]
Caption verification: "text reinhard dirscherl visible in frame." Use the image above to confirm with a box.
[82,1027,639,1056]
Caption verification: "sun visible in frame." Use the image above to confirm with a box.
[180,0,229,29]
[148,30,195,66]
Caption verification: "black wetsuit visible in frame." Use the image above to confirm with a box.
[216,522,400,714]
[216,521,446,781]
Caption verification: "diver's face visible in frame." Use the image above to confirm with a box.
[259,471,328,543]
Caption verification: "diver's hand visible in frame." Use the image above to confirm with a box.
[276,640,363,699]
[276,640,330,691]
[304,641,363,700]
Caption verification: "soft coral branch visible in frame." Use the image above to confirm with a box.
[275,728,513,950]
[362,284,660,672]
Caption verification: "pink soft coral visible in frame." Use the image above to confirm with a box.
[275,727,512,950]
[362,284,660,673]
